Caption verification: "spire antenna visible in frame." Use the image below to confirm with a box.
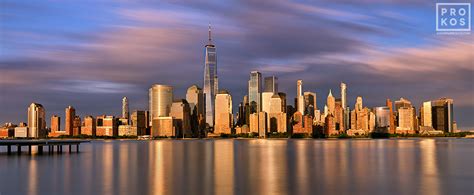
[208,23,212,44]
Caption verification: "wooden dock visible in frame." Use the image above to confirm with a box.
[0,140,90,155]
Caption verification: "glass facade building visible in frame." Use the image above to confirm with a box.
[248,71,262,114]
[204,26,218,128]
[149,84,173,123]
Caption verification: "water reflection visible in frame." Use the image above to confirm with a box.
[0,139,473,195]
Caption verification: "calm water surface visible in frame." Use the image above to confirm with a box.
[0,138,473,195]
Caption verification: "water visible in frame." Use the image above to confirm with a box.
[0,138,473,195]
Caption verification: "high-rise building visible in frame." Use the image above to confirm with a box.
[203,24,218,128]
[374,107,390,131]
[326,90,335,115]
[421,101,432,127]
[28,103,46,138]
[73,116,81,136]
[264,76,278,94]
[170,100,192,137]
[431,98,454,132]
[96,115,117,136]
[334,100,344,131]
[386,99,395,134]
[214,90,233,135]
[396,107,415,133]
[261,92,274,114]
[341,82,348,130]
[296,80,304,114]
[149,84,173,126]
[355,96,363,111]
[186,85,204,118]
[82,116,96,136]
[395,98,412,111]
[131,111,147,136]
[248,71,262,114]
[268,94,287,133]
[304,92,317,116]
[65,106,75,136]
[122,97,129,121]
[50,115,60,132]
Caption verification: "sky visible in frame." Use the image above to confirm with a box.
[0,0,473,129]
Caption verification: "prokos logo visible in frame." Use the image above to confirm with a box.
[436,3,471,33]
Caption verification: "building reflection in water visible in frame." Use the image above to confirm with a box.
[419,139,440,195]
[7,139,468,195]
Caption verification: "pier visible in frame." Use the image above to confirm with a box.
[0,140,90,155]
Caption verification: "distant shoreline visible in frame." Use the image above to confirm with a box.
[2,132,473,140]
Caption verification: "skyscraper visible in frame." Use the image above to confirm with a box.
[374,107,390,131]
[65,106,75,136]
[326,90,335,115]
[386,99,395,134]
[214,90,233,134]
[340,82,348,130]
[170,100,192,137]
[421,101,432,127]
[186,85,204,118]
[203,24,218,128]
[303,92,317,116]
[28,103,46,138]
[355,96,363,111]
[50,115,60,132]
[149,84,173,122]
[248,71,262,114]
[296,80,304,114]
[264,76,278,94]
[122,97,129,121]
[431,98,454,132]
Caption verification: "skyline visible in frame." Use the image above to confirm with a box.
[0,0,473,129]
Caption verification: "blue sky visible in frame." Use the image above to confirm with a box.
[1,0,473,129]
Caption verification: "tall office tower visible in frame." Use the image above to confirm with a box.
[431,98,454,132]
[296,80,304,114]
[355,96,363,111]
[65,106,76,136]
[278,92,287,113]
[304,92,317,116]
[421,101,433,127]
[248,71,262,114]
[267,94,287,133]
[341,83,347,110]
[243,95,250,125]
[374,107,390,132]
[394,97,412,111]
[262,92,273,114]
[334,100,344,131]
[264,76,278,94]
[131,111,147,136]
[187,85,204,134]
[326,90,335,115]
[122,97,129,121]
[50,115,60,132]
[186,85,204,119]
[386,99,395,134]
[170,100,192,137]
[397,107,415,132]
[357,107,369,131]
[82,116,96,136]
[149,84,173,124]
[203,24,218,128]
[340,82,348,130]
[214,90,233,135]
[73,116,81,136]
[28,103,46,138]
[369,111,376,132]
